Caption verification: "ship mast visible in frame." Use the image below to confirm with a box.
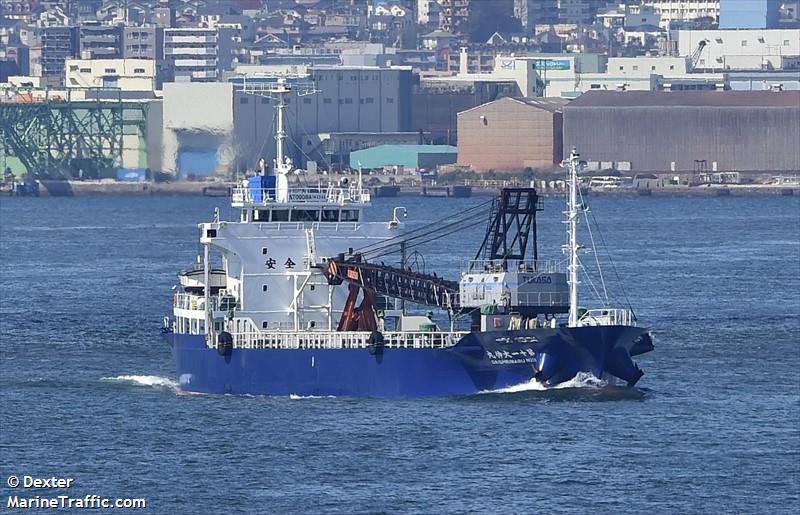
[564,148,581,327]
[273,79,291,203]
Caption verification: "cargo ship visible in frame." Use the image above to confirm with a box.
[162,79,653,397]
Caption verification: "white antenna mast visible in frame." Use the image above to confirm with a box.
[238,76,318,203]
[562,148,581,327]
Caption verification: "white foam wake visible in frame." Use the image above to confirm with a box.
[483,372,607,394]
[101,375,179,391]
[289,394,336,400]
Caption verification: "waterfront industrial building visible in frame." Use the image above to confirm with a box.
[457,97,566,172]
[349,144,457,171]
[562,90,800,174]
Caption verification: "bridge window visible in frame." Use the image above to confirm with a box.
[291,209,320,222]
[340,209,359,222]
[255,209,270,221]
[271,210,289,221]
[321,209,339,222]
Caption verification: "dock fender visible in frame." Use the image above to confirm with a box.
[217,331,233,357]
[367,330,385,356]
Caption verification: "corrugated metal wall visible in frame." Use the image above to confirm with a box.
[457,98,561,172]
[563,104,800,173]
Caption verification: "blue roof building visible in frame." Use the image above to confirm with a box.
[349,145,458,170]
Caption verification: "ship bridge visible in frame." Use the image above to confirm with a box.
[232,175,371,223]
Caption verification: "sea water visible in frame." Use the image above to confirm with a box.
[1,194,798,513]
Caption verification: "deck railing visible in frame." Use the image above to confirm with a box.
[577,308,636,327]
[173,293,220,312]
[464,259,562,274]
[227,327,468,350]
[232,186,370,206]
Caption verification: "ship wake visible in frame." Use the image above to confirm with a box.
[486,372,608,394]
[101,375,180,392]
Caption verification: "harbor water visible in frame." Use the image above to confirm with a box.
[1,194,798,513]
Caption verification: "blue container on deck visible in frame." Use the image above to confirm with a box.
[248,175,276,203]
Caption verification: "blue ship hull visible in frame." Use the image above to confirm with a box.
[164,326,653,398]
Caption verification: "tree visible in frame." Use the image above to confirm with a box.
[461,2,522,42]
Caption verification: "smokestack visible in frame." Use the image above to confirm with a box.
[459,46,468,75]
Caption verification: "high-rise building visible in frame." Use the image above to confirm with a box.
[41,26,78,86]
[645,1,720,28]
[438,0,470,32]
[79,22,122,59]
[164,27,234,82]
[515,0,557,27]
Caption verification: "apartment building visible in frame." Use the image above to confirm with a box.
[646,0,720,28]
[164,27,234,82]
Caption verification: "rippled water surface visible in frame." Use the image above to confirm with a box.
[1,193,798,513]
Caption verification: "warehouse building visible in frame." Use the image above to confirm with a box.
[349,145,457,171]
[457,97,567,172]
[563,91,800,174]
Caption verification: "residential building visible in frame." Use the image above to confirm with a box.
[164,27,235,82]
[439,0,470,33]
[41,26,78,86]
[597,3,661,29]
[418,0,442,26]
[79,22,122,59]
[514,0,558,27]
[646,1,720,28]
[122,26,164,61]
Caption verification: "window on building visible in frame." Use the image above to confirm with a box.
[669,65,675,70]
[239,97,249,104]
[365,97,374,104]
[784,40,790,46]
[651,65,656,71]
[590,84,601,89]
[633,65,638,70]
[69,64,78,71]
[741,40,747,47]
[619,65,624,70]
[290,210,320,222]
[386,97,394,103]
[271,210,289,221]
[340,210,359,222]
[323,98,332,104]
[104,68,116,73]
[79,68,91,73]
[321,210,339,222]
[134,68,145,73]
[344,98,353,104]
[303,98,312,104]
